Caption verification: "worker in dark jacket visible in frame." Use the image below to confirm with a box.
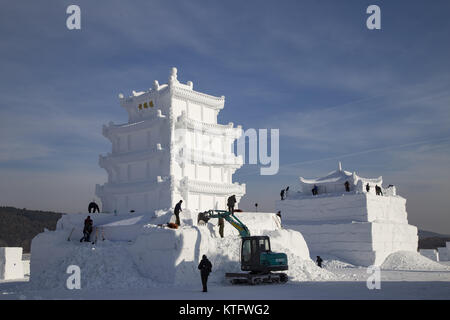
[344,181,350,192]
[218,217,224,238]
[198,255,212,292]
[366,183,370,193]
[280,189,285,200]
[375,185,383,196]
[174,200,183,226]
[227,195,236,215]
[80,216,93,242]
[316,256,323,268]
[88,201,100,213]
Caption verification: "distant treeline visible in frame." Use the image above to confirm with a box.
[0,206,62,253]
[419,237,450,250]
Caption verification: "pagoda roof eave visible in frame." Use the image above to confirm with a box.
[103,112,167,138]
[299,169,382,185]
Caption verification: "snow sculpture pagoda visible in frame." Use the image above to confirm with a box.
[96,68,245,214]
[277,162,418,266]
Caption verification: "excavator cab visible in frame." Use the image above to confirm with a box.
[241,236,288,273]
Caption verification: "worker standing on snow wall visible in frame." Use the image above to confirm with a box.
[277,210,282,221]
[280,189,285,200]
[344,181,350,192]
[316,256,323,268]
[366,183,370,193]
[227,195,236,215]
[88,201,100,213]
[174,200,183,226]
[198,255,212,292]
[80,216,93,242]
[277,211,282,228]
[375,185,383,196]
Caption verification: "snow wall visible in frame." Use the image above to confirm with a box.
[419,249,439,261]
[280,192,408,223]
[278,193,418,266]
[0,247,24,280]
[438,247,449,261]
[30,211,334,290]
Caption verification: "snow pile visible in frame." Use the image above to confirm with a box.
[29,211,333,289]
[128,225,334,286]
[321,256,356,269]
[381,251,450,271]
[30,232,154,290]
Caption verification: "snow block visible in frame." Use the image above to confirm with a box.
[419,249,439,261]
[0,247,25,280]
[446,242,450,261]
[278,190,418,266]
[278,193,408,224]
[30,211,332,289]
[286,222,417,266]
[438,247,449,261]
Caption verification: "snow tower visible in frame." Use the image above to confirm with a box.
[96,68,245,214]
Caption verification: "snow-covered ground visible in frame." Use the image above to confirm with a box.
[1,261,449,300]
[2,211,449,300]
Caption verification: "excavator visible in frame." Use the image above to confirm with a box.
[197,209,289,285]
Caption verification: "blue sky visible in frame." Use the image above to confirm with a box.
[1,0,450,233]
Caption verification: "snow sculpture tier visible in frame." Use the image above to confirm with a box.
[277,163,418,266]
[96,68,245,214]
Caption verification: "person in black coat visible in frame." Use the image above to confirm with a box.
[375,185,383,196]
[280,189,285,200]
[316,256,323,268]
[218,217,224,238]
[88,201,100,213]
[198,255,212,292]
[174,200,183,226]
[80,216,93,242]
[227,195,236,215]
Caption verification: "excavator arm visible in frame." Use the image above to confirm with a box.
[197,209,251,237]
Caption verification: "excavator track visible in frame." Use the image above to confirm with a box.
[226,272,288,285]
